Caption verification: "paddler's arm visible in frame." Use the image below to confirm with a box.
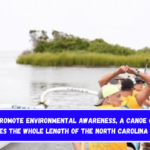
[127,66,150,106]
[72,143,82,150]
[143,99,150,107]
[135,91,150,107]
[136,85,150,106]
[98,66,128,87]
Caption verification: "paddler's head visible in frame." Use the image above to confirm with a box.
[131,77,144,91]
[121,78,134,91]
[95,84,122,107]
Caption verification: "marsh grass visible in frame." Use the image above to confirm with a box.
[17,52,150,67]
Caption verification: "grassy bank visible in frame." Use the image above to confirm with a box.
[16,52,150,67]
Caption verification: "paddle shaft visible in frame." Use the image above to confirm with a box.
[144,59,149,73]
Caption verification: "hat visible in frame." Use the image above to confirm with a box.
[131,77,145,85]
[102,84,120,98]
[95,85,120,106]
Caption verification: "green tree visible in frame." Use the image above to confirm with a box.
[29,30,49,49]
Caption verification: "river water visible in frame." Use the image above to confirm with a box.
[0,51,145,150]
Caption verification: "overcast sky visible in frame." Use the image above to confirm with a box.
[0,0,150,51]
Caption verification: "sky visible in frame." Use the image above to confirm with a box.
[0,0,150,51]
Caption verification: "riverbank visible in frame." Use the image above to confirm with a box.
[16,51,149,67]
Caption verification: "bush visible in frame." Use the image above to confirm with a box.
[34,37,89,53]
[88,39,135,55]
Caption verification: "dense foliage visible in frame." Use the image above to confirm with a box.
[32,30,135,56]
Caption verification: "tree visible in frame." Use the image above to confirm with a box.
[29,30,49,48]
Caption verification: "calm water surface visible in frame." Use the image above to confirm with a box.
[0,51,119,109]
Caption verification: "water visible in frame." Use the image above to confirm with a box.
[0,51,145,150]
[0,51,118,109]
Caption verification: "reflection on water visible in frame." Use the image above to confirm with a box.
[31,82,70,94]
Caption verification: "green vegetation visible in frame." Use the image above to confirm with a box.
[32,30,135,56]
[17,30,150,67]
[17,52,150,67]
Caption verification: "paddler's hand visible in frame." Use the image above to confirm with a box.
[126,66,137,75]
[116,65,128,74]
